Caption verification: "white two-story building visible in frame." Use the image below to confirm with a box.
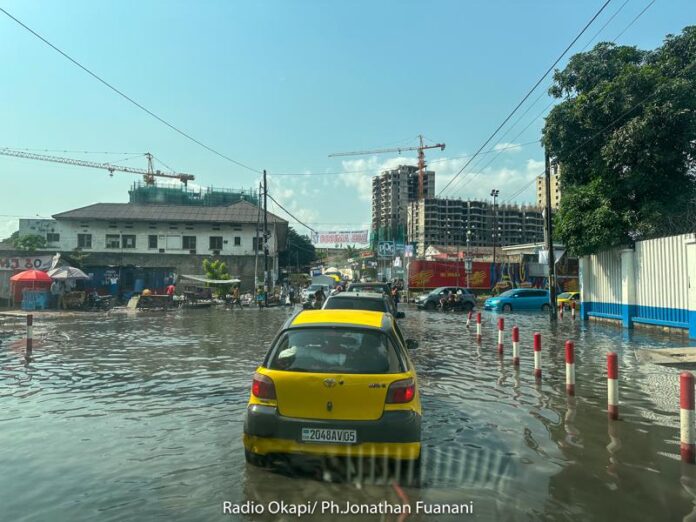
[18,199,287,294]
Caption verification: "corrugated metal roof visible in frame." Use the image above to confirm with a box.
[52,200,286,224]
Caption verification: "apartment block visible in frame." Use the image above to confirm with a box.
[407,198,544,256]
[536,163,561,209]
[371,165,435,241]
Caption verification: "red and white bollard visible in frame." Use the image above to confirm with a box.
[559,303,564,319]
[497,317,504,354]
[565,340,575,396]
[571,301,576,320]
[533,332,542,380]
[466,310,472,329]
[512,326,520,366]
[681,372,695,464]
[476,312,482,343]
[607,352,619,420]
[26,313,33,356]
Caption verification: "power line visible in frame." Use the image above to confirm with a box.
[446,0,652,199]
[438,0,614,196]
[613,0,656,41]
[266,193,317,233]
[0,8,261,175]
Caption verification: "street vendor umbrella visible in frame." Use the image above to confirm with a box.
[10,269,52,283]
[47,266,90,280]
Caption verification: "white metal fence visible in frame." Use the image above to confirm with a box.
[580,233,696,338]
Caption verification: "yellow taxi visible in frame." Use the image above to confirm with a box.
[557,291,580,310]
[243,309,421,466]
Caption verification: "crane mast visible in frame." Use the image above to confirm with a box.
[0,148,195,185]
[329,134,445,199]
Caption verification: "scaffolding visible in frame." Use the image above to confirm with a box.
[128,182,259,207]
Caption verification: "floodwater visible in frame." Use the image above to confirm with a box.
[2,306,696,521]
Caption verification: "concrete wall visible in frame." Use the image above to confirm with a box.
[580,233,696,339]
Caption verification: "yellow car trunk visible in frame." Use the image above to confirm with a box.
[271,371,394,421]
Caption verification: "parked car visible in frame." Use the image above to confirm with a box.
[243,309,421,468]
[322,291,404,318]
[347,282,390,294]
[415,287,476,311]
[557,291,580,310]
[484,288,551,312]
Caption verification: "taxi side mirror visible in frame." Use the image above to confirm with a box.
[406,339,419,350]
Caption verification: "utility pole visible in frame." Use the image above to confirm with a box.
[544,152,557,320]
[263,169,269,307]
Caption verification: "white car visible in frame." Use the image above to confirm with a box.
[301,284,330,301]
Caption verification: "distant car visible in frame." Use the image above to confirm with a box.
[557,291,580,310]
[323,292,405,319]
[301,284,330,301]
[347,282,390,295]
[484,289,551,312]
[415,287,476,312]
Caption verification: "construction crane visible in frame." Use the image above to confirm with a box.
[0,149,195,185]
[329,135,445,199]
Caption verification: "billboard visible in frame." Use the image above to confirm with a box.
[311,230,369,245]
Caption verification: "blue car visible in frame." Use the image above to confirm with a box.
[484,289,551,312]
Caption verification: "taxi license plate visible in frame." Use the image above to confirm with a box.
[301,428,357,444]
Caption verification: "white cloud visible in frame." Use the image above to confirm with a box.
[493,142,522,153]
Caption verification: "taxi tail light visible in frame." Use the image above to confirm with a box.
[251,372,276,400]
[386,378,415,404]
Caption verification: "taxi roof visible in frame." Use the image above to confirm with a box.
[290,309,387,329]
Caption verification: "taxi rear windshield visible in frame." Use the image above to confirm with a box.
[323,298,386,312]
[267,328,403,374]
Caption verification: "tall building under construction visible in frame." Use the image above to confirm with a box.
[371,165,435,244]
[407,198,545,257]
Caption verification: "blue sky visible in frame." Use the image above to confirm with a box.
[0,0,691,241]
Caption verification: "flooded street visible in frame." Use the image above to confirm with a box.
[2,306,696,521]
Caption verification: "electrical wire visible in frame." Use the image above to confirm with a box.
[613,0,656,41]
[445,0,652,199]
[437,0,614,196]
[266,193,317,233]
[0,7,261,175]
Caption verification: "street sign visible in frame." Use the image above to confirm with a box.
[404,245,414,258]
[377,241,395,258]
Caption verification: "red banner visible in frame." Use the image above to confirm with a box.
[408,260,492,289]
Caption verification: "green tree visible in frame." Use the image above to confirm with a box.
[202,258,231,297]
[13,234,47,252]
[279,228,317,269]
[543,27,696,255]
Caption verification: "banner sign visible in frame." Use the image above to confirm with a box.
[311,230,369,245]
[0,255,53,271]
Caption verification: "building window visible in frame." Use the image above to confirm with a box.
[234,236,241,246]
[46,232,60,243]
[122,235,136,249]
[209,236,223,250]
[106,234,120,249]
[148,235,158,249]
[77,234,92,249]
[183,236,196,250]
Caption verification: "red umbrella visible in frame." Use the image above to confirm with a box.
[10,269,52,282]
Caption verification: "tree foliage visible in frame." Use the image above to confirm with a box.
[12,234,47,252]
[543,27,696,255]
[279,228,317,269]
[202,258,231,297]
